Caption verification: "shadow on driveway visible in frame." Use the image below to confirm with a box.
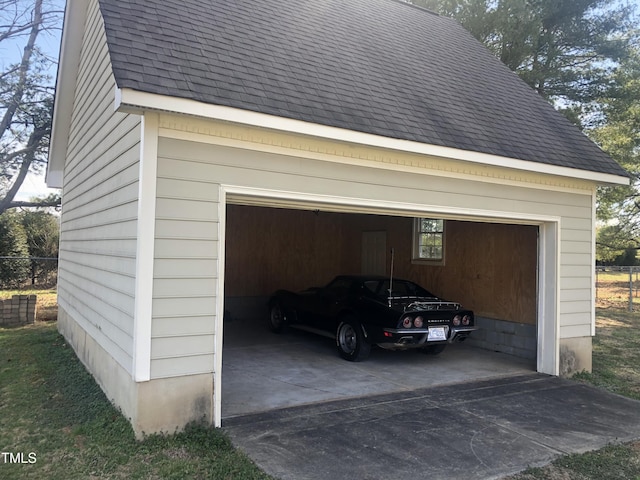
[224,374,640,480]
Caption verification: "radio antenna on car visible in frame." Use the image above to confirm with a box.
[388,247,395,306]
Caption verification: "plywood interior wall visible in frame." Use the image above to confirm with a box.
[225,205,537,324]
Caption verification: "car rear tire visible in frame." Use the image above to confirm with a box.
[268,303,287,333]
[336,318,370,361]
[421,344,447,355]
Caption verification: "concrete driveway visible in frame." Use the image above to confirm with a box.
[224,374,640,480]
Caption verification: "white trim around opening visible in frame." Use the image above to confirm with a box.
[213,185,561,426]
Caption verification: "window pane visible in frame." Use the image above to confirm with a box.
[416,218,444,260]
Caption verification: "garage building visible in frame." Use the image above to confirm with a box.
[48,0,628,436]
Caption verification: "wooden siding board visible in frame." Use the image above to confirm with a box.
[560,276,592,290]
[560,301,592,315]
[562,288,593,302]
[562,228,594,242]
[60,219,138,243]
[562,265,593,278]
[155,219,218,240]
[150,354,215,378]
[560,324,592,338]
[152,316,217,337]
[154,239,218,259]
[155,198,219,222]
[153,278,218,298]
[561,241,592,255]
[154,258,219,278]
[150,335,215,359]
[152,297,216,318]
[61,201,139,232]
[156,177,222,202]
[59,238,137,257]
[561,253,593,268]
[561,217,593,231]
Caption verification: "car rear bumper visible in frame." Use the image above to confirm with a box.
[373,326,478,349]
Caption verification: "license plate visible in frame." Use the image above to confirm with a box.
[428,327,447,341]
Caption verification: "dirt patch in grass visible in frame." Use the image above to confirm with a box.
[596,271,640,311]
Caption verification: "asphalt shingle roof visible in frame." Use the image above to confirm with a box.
[98,0,627,178]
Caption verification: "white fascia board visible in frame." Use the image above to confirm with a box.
[115,88,630,187]
[47,0,88,188]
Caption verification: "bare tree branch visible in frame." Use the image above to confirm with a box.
[0,124,47,214]
[0,0,42,134]
[8,197,60,209]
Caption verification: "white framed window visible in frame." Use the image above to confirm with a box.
[413,218,445,264]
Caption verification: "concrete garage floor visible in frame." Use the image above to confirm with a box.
[221,316,536,419]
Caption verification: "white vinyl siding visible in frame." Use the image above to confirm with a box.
[57,0,141,374]
[150,167,219,379]
[150,134,595,379]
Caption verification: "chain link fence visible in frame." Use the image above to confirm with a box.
[0,256,58,289]
[595,266,640,312]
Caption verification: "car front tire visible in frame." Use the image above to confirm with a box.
[336,318,371,361]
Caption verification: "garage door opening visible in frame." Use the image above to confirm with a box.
[221,203,540,418]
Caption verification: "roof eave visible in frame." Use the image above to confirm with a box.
[46,0,89,189]
[116,87,630,187]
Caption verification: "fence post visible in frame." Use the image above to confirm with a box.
[630,266,634,312]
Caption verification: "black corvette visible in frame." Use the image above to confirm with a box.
[268,275,477,361]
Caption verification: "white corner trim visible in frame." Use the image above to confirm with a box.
[132,114,159,382]
[116,88,629,187]
[591,188,597,337]
[213,189,228,428]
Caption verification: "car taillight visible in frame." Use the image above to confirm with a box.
[402,316,412,328]
[453,315,461,326]
[462,315,471,326]
[414,316,424,328]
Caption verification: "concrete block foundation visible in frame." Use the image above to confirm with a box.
[466,317,537,361]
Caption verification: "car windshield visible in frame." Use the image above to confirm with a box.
[325,277,355,295]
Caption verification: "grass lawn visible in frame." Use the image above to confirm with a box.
[2,286,640,479]
[0,320,274,479]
